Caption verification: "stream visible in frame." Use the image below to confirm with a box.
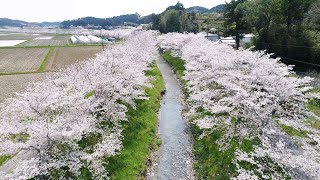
[153,58,194,180]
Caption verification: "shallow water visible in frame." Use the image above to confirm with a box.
[0,40,26,47]
[154,58,194,180]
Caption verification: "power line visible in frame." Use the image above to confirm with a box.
[259,42,320,49]
[259,42,320,68]
[278,56,320,68]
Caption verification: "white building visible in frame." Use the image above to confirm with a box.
[220,37,236,47]
[71,35,110,44]
[240,34,254,46]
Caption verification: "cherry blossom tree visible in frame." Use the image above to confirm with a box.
[0,27,140,40]
[157,33,320,179]
[0,31,158,179]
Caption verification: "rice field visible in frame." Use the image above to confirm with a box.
[46,46,103,71]
[0,32,105,104]
[17,35,71,46]
[0,48,49,72]
[0,73,50,103]
[0,40,26,47]
[0,32,38,40]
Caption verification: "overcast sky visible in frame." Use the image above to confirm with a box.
[0,0,227,22]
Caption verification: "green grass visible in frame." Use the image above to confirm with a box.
[162,52,185,79]
[306,88,320,94]
[162,51,189,96]
[104,62,165,179]
[161,51,289,179]
[48,62,165,179]
[0,156,11,167]
[305,117,320,130]
[0,71,42,76]
[306,98,320,130]
[192,126,237,179]
[192,125,266,179]
[275,120,308,138]
[84,90,96,99]
[307,98,320,117]
[162,51,239,179]
[38,47,54,72]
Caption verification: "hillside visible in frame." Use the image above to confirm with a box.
[0,4,225,29]
[186,4,225,14]
[186,6,208,13]
[61,14,142,28]
[208,4,225,13]
[0,18,28,27]
[0,18,60,27]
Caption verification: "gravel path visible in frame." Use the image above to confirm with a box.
[152,58,194,180]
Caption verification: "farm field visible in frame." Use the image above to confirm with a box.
[0,48,49,72]
[17,35,71,46]
[0,33,104,105]
[0,26,319,179]
[0,40,26,47]
[0,32,39,40]
[46,46,103,71]
[0,73,50,103]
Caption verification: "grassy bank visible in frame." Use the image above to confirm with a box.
[1,62,164,179]
[306,97,320,130]
[162,52,272,179]
[105,62,165,179]
[162,52,238,178]
[162,52,189,96]
[0,156,11,167]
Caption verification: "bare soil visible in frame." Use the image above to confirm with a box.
[0,73,50,103]
[46,46,103,71]
[0,48,49,72]
[17,35,71,46]
[0,33,37,40]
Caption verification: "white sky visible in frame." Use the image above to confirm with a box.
[0,0,227,22]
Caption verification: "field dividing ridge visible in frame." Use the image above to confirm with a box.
[37,47,54,72]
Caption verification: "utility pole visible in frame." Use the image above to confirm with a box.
[100,29,104,51]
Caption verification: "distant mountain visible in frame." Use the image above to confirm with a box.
[36,21,61,27]
[0,18,28,27]
[61,14,142,28]
[0,18,60,27]
[186,4,225,14]
[208,4,225,13]
[0,3,225,29]
[186,6,208,13]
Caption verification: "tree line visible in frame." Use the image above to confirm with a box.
[224,0,320,71]
[61,13,142,28]
[151,0,320,71]
[145,2,199,33]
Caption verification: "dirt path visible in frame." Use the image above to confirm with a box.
[152,58,194,180]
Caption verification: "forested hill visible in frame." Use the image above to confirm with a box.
[61,4,225,28]
[0,18,28,27]
[186,4,225,13]
[0,18,60,27]
[185,6,209,13]
[208,4,225,13]
[61,14,142,28]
